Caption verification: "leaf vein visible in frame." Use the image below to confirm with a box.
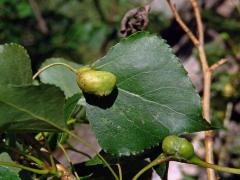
[119,89,186,117]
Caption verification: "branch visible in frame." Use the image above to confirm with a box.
[189,0,208,72]
[166,0,209,72]
[204,129,215,180]
[28,0,48,34]
[190,1,214,178]
[93,0,107,23]
[190,0,204,44]
[57,143,79,180]
[166,0,199,47]
[209,59,227,72]
[166,1,217,179]
[197,44,209,72]
[66,143,92,159]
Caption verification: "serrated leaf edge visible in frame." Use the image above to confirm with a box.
[88,32,210,157]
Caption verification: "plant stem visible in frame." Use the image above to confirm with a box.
[25,154,45,168]
[0,161,49,175]
[42,132,57,172]
[132,154,171,180]
[32,63,77,80]
[57,143,80,180]
[55,126,119,180]
[58,143,71,163]
[0,145,46,168]
[117,164,122,180]
[188,155,240,174]
[66,143,92,159]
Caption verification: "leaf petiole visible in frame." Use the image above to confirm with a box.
[0,161,49,175]
[117,164,122,180]
[60,128,120,180]
[132,153,171,180]
[0,145,45,168]
[32,63,77,80]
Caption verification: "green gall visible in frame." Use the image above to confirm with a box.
[162,135,194,160]
[76,67,117,96]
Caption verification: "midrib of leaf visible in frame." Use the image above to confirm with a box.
[119,88,202,126]
[140,86,192,96]
[0,99,60,130]
[119,89,186,117]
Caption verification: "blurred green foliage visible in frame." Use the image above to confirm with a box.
[0,0,170,68]
[202,9,240,59]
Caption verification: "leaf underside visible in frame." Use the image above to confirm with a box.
[39,58,82,98]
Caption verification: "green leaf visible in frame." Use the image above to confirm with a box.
[39,58,82,98]
[64,93,81,121]
[0,43,32,85]
[16,2,32,18]
[0,84,66,132]
[85,155,103,166]
[0,166,21,180]
[0,152,21,180]
[153,162,168,180]
[86,32,211,156]
[0,152,20,173]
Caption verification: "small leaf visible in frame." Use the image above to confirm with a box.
[39,58,82,98]
[0,84,66,132]
[86,32,211,156]
[64,93,81,121]
[0,152,21,180]
[0,43,32,85]
[153,162,168,180]
[0,166,21,180]
[0,152,20,173]
[85,156,103,166]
